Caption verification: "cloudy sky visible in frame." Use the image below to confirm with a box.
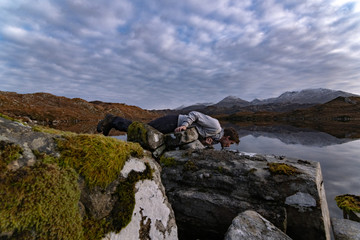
[1,0,360,109]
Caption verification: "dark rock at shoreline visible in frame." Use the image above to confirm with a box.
[160,149,331,240]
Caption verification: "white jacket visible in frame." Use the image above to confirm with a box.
[177,111,224,141]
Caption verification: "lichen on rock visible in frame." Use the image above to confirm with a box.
[268,162,299,176]
[335,194,360,213]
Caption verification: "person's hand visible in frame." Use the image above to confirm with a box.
[175,126,187,132]
[205,137,213,145]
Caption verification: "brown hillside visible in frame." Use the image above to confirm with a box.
[0,91,161,134]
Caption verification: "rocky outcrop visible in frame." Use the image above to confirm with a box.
[160,149,331,240]
[224,210,292,240]
[0,116,177,240]
[127,122,204,159]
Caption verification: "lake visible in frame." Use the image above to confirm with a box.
[116,123,360,220]
[219,124,360,220]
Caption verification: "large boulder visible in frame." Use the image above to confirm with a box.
[0,116,178,240]
[224,210,292,240]
[160,149,331,240]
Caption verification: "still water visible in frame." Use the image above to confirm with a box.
[221,125,360,219]
[116,124,360,219]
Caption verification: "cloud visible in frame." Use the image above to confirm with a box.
[0,0,359,109]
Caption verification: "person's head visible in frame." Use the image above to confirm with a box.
[219,127,240,148]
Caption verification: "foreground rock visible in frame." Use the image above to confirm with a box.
[0,116,177,240]
[331,218,360,240]
[160,149,331,240]
[224,210,292,240]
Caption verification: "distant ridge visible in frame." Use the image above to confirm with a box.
[175,88,359,112]
[253,88,359,105]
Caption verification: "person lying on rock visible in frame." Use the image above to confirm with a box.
[97,111,240,148]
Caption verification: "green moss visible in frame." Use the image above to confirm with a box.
[127,122,148,145]
[32,125,75,136]
[0,162,83,239]
[159,155,177,167]
[82,216,111,240]
[32,149,58,165]
[184,160,198,171]
[267,163,299,176]
[0,113,15,121]
[111,163,153,231]
[0,141,23,173]
[56,134,144,187]
[335,194,360,213]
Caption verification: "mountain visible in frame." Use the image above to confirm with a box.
[174,102,214,112]
[254,88,358,105]
[175,88,359,114]
[213,96,249,107]
[0,91,161,134]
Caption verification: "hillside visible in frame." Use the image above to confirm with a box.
[221,96,360,138]
[0,91,161,134]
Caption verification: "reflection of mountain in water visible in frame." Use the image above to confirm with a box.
[233,125,354,147]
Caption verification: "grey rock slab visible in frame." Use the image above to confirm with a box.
[224,210,292,240]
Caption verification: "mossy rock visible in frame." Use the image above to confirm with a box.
[127,122,148,146]
[111,162,153,231]
[335,194,360,213]
[159,155,177,167]
[0,162,83,239]
[267,163,299,176]
[0,141,23,173]
[56,134,144,187]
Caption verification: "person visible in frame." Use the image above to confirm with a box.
[97,111,240,148]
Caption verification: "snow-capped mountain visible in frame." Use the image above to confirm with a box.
[174,88,359,112]
[253,88,358,105]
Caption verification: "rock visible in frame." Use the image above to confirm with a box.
[0,117,58,170]
[164,127,199,149]
[106,157,178,240]
[0,116,178,240]
[127,121,165,151]
[331,218,360,240]
[160,149,331,240]
[179,140,205,150]
[224,210,292,240]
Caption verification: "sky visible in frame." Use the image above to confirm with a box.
[1,0,360,110]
